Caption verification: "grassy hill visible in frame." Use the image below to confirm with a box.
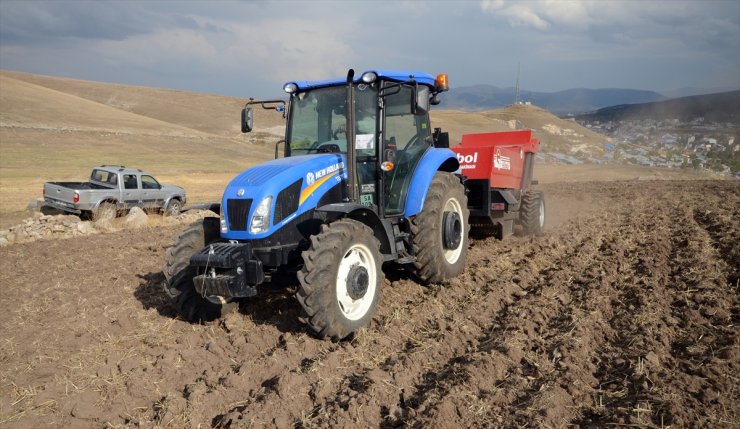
[0,71,606,227]
[2,70,287,136]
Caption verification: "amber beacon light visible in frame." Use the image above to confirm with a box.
[435,73,449,92]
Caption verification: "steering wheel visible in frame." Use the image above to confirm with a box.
[317,144,340,153]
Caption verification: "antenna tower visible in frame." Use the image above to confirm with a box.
[514,63,521,104]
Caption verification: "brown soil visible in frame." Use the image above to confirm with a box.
[1,179,738,429]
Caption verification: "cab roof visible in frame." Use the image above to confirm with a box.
[286,70,437,92]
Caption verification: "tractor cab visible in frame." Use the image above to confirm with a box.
[242,70,450,218]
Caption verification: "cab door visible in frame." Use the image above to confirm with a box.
[122,173,141,209]
[380,85,431,216]
[140,175,162,209]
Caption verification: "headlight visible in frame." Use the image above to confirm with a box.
[250,196,273,234]
[283,82,298,94]
[220,212,227,233]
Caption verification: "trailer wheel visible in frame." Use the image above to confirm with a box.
[297,219,383,341]
[94,202,117,222]
[519,190,545,236]
[163,218,237,322]
[410,172,469,284]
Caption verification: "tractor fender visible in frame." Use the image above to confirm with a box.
[316,203,393,256]
[404,148,460,217]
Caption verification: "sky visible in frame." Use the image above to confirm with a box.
[0,0,738,99]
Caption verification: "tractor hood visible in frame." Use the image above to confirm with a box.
[221,154,347,240]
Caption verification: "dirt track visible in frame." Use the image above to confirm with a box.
[1,179,738,428]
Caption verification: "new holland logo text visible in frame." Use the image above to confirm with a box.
[307,162,345,184]
[300,162,346,205]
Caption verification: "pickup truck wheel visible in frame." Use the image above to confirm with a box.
[409,172,469,284]
[518,190,545,236]
[164,199,182,217]
[163,218,237,322]
[297,219,383,341]
[94,202,117,222]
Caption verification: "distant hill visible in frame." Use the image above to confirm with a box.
[443,85,665,115]
[575,90,740,123]
[1,70,286,136]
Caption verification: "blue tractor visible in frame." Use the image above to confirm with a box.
[163,69,468,340]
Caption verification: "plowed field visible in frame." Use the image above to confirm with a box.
[1,179,738,428]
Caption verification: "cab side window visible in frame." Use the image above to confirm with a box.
[141,175,160,189]
[123,175,138,190]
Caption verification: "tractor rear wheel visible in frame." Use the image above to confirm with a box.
[297,219,383,341]
[409,172,469,284]
[519,190,546,236]
[163,218,237,322]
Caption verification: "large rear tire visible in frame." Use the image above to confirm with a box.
[519,190,545,236]
[409,172,469,284]
[163,218,237,322]
[297,219,383,341]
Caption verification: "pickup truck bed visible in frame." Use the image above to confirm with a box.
[46,182,112,190]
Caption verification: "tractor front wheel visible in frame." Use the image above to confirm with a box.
[409,172,469,284]
[163,218,237,322]
[297,219,383,340]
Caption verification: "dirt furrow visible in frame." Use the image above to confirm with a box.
[575,194,738,428]
[382,212,624,428]
[210,235,542,427]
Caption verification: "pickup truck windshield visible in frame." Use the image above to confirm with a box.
[288,84,377,156]
[91,169,118,187]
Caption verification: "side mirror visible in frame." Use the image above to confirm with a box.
[241,108,254,133]
[414,86,430,115]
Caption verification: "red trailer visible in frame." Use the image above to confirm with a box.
[452,130,545,238]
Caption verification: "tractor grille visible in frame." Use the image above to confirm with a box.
[227,198,252,231]
[274,179,303,224]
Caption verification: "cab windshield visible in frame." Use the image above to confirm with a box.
[287,84,377,156]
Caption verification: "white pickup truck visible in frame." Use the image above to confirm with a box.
[43,165,186,221]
